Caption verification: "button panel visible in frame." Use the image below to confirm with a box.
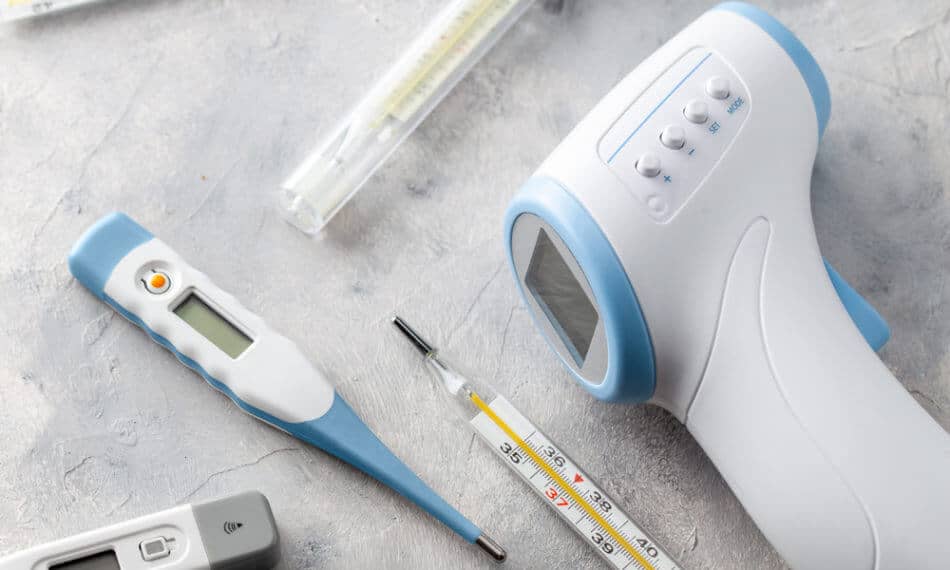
[597,48,750,222]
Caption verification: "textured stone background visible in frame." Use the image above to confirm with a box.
[1,0,948,568]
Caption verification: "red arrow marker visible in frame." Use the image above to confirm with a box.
[574,473,584,483]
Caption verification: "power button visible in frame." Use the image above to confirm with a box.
[140,536,172,561]
[144,271,171,294]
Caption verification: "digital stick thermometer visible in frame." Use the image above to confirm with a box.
[67,212,505,562]
[0,491,280,570]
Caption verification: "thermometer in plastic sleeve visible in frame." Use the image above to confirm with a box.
[279,0,535,235]
[392,316,679,570]
[67,212,506,563]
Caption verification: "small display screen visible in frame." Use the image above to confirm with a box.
[50,550,120,570]
[173,293,253,358]
[525,229,599,365]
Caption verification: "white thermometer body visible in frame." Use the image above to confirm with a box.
[0,492,279,570]
[68,213,496,556]
[505,3,950,568]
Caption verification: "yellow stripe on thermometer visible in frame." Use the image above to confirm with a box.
[469,392,678,570]
[392,316,680,570]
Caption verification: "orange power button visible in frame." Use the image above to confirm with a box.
[145,272,171,294]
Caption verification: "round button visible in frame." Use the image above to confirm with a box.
[683,99,709,124]
[145,272,171,294]
[635,153,661,177]
[647,195,667,215]
[705,76,730,100]
[659,125,686,149]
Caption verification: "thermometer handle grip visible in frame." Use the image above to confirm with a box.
[686,219,950,569]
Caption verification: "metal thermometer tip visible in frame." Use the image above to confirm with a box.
[392,315,435,356]
[476,534,507,563]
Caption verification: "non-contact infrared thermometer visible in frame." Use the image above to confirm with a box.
[0,491,280,570]
[68,213,505,562]
[504,3,950,568]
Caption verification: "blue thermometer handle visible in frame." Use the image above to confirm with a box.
[68,213,501,559]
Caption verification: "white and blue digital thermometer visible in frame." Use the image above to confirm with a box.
[68,212,506,562]
[505,2,950,568]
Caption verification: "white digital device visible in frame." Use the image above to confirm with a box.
[0,491,280,570]
[67,213,505,561]
[504,2,950,568]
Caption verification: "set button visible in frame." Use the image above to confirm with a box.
[705,76,730,100]
[683,99,708,124]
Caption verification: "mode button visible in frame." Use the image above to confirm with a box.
[705,76,730,100]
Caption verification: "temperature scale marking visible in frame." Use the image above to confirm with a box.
[470,393,678,570]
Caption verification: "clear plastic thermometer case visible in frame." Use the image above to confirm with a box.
[279,0,535,234]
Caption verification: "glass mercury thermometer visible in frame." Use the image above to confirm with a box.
[278,0,535,235]
[392,316,680,570]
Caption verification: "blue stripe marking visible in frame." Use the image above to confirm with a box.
[607,52,712,164]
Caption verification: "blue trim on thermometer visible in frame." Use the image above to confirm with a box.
[68,212,482,544]
[714,2,831,138]
[504,178,657,403]
[607,52,712,164]
[824,260,890,351]
[68,212,152,299]
[502,183,888,402]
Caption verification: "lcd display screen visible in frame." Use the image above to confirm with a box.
[525,229,599,365]
[50,550,120,570]
[173,293,253,358]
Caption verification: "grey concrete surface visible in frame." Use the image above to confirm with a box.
[1,0,948,568]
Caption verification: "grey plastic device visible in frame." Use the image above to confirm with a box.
[0,491,281,570]
[192,492,281,570]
